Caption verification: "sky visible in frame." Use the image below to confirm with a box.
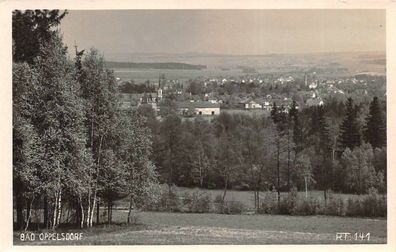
[59,9,386,56]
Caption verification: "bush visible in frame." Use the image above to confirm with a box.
[346,197,362,217]
[345,187,386,217]
[224,200,246,214]
[296,197,320,215]
[259,190,278,214]
[286,188,299,215]
[213,195,246,214]
[325,192,345,216]
[151,185,181,212]
[362,187,386,217]
[182,189,211,213]
[213,194,225,213]
[277,188,298,215]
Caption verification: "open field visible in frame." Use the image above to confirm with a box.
[14,211,386,245]
[113,187,358,210]
[112,67,244,83]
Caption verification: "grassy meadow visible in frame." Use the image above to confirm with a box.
[113,187,357,211]
[14,211,386,245]
[14,188,387,245]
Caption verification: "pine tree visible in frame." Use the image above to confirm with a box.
[289,100,303,153]
[338,97,361,153]
[364,96,386,148]
[315,106,332,197]
[12,10,68,64]
[270,102,279,125]
[317,106,331,155]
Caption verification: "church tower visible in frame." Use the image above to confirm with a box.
[157,73,164,101]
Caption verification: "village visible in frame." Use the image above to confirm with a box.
[118,71,382,118]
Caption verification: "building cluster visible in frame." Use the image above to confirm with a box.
[118,71,374,117]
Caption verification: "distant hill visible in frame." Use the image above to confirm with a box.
[105,61,207,70]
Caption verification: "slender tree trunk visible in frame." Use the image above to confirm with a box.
[287,128,291,192]
[257,189,260,211]
[222,174,228,214]
[96,199,100,224]
[80,205,84,229]
[86,188,91,227]
[89,196,96,228]
[127,195,133,225]
[222,174,228,202]
[78,194,84,229]
[24,197,34,231]
[52,191,58,230]
[43,195,48,229]
[304,176,308,198]
[199,151,203,187]
[56,190,62,227]
[15,192,24,230]
[110,204,113,224]
[75,200,81,226]
[90,135,103,228]
[277,139,281,207]
[168,138,173,188]
[107,200,111,225]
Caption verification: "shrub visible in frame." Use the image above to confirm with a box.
[346,197,362,217]
[286,188,299,215]
[345,188,386,217]
[224,200,246,214]
[296,196,320,215]
[213,194,225,213]
[360,187,386,217]
[154,185,181,212]
[277,198,289,215]
[277,188,298,215]
[259,190,278,214]
[325,193,345,216]
[142,183,163,211]
[182,189,211,213]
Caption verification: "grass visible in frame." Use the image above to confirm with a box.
[14,211,386,245]
[113,187,357,211]
[13,188,386,245]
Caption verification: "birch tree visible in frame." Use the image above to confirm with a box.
[77,49,120,227]
[31,34,88,229]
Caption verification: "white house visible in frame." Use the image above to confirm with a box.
[178,101,220,116]
[245,100,263,109]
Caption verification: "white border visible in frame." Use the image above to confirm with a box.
[0,1,395,252]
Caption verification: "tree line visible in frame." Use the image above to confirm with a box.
[145,95,386,210]
[13,10,156,230]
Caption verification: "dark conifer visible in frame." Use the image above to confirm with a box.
[364,96,386,148]
[338,97,361,153]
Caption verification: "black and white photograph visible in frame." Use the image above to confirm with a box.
[1,1,395,249]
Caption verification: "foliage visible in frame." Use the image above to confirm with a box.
[182,189,211,213]
[338,97,361,153]
[325,191,345,216]
[345,188,386,217]
[13,10,68,64]
[259,189,278,214]
[341,144,381,194]
[223,201,246,215]
[363,96,386,148]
